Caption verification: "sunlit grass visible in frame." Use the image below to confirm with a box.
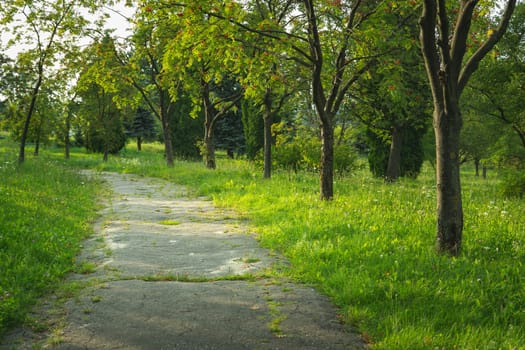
[1,140,524,348]
[0,139,100,336]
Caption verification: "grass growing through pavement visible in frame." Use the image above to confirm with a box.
[0,138,100,336]
[2,140,524,349]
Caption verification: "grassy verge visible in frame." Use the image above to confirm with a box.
[2,141,524,349]
[0,139,100,336]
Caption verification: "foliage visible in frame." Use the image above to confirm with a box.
[462,2,525,167]
[241,99,264,161]
[500,167,525,198]
[75,36,130,157]
[271,122,357,176]
[170,93,203,160]
[127,106,158,147]
[214,109,245,157]
[367,126,425,179]
[0,139,99,336]
[84,108,127,155]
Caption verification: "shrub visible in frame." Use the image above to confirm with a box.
[500,168,525,198]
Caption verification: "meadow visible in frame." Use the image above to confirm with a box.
[1,139,524,349]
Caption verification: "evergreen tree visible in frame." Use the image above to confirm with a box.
[170,93,202,159]
[367,125,426,179]
[214,109,245,158]
[128,107,158,151]
[241,99,264,161]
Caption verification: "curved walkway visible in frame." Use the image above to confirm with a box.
[1,172,365,350]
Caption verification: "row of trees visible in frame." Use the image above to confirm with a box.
[1,0,523,256]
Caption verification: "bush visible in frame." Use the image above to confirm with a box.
[334,142,358,177]
[272,124,357,175]
[500,168,525,198]
[366,126,425,179]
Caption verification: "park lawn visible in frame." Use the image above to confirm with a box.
[0,139,101,336]
[1,140,524,349]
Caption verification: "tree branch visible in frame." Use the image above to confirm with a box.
[458,0,517,94]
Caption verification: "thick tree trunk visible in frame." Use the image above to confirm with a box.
[204,124,216,169]
[137,136,142,151]
[159,92,174,167]
[385,127,402,182]
[474,158,480,176]
[434,108,463,255]
[320,120,334,200]
[161,113,174,167]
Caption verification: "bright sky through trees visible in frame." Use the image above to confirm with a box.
[0,1,133,60]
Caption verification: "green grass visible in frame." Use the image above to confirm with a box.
[0,139,100,337]
[1,140,524,349]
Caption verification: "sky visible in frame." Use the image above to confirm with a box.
[1,1,135,60]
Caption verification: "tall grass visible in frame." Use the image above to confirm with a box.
[0,139,100,336]
[2,140,524,349]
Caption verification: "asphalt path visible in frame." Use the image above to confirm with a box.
[1,172,365,350]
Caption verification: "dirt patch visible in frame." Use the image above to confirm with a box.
[1,171,365,350]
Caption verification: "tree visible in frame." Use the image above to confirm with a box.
[123,8,179,166]
[128,106,157,151]
[160,2,245,169]
[75,36,129,161]
[0,0,98,163]
[214,108,245,158]
[236,0,299,178]
[241,98,264,161]
[419,0,517,255]
[354,6,432,182]
[206,0,391,194]
[464,3,525,158]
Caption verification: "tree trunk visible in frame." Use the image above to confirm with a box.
[19,81,42,164]
[320,120,334,200]
[434,108,463,255]
[34,138,40,156]
[482,165,487,179]
[162,123,174,167]
[204,122,216,169]
[474,158,480,176]
[137,136,142,151]
[159,92,174,167]
[103,145,109,162]
[201,80,217,169]
[385,127,402,182]
[263,91,273,179]
[65,110,71,160]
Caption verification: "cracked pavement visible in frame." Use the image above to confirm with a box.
[1,172,365,350]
